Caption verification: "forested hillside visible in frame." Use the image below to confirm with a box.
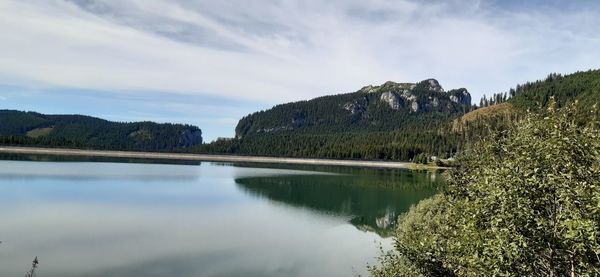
[0,110,202,151]
[453,69,600,141]
[236,79,472,136]
[195,79,473,160]
[2,70,598,159]
[368,70,600,276]
[196,70,600,161]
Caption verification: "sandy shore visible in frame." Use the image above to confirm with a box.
[0,146,442,169]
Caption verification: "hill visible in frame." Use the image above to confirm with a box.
[195,79,473,161]
[197,70,600,161]
[236,78,472,137]
[452,102,515,132]
[0,110,202,151]
[454,69,600,136]
[510,70,600,110]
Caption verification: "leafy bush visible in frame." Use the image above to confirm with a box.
[370,104,600,276]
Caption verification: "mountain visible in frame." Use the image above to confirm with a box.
[236,78,472,137]
[197,70,600,161]
[0,110,202,151]
[234,165,439,237]
[3,70,597,161]
[194,79,473,161]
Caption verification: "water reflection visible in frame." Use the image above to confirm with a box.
[0,157,441,276]
[235,169,441,236]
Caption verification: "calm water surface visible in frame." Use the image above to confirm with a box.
[0,156,442,276]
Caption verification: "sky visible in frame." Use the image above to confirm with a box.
[1,0,600,141]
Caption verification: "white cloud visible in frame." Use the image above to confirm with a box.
[0,0,599,104]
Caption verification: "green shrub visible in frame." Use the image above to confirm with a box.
[370,104,600,276]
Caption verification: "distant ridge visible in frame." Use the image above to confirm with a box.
[0,110,202,152]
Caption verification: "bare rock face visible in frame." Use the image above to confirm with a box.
[375,79,446,113]
[425,79,444,92]
[360,85,379,93]
[448,88,471,105]
[411,101,419,112]
[349,78,470,115]
[399,90,417,102]
[396,90,420,112]
[380,92,401,110]
[343,101,366,115]
[431,97,440,107]
[257,126,292,133]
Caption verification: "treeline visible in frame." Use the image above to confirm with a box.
[477,70,600,109]
[457,70,600,160]
[193,131,462,161]
[198,70,600,161]
[479,92,509,107]
[478,73,565,107]
[0,110,202,152]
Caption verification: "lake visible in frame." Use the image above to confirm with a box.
[0,155,442,276]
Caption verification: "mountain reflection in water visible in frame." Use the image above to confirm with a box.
[235,167,442,236]
[0,157,443,277]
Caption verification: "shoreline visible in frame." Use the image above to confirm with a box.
[0,146,443,170]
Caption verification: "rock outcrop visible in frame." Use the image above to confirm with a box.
[362,78,470,113]
[380,92,401,110]
[343,101,366,115]
[425,78,444,92]
[448,88,471,106]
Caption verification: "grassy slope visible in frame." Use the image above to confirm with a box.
[25,127,54,138]
[451,103,514,132]
[453,69,600,132]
